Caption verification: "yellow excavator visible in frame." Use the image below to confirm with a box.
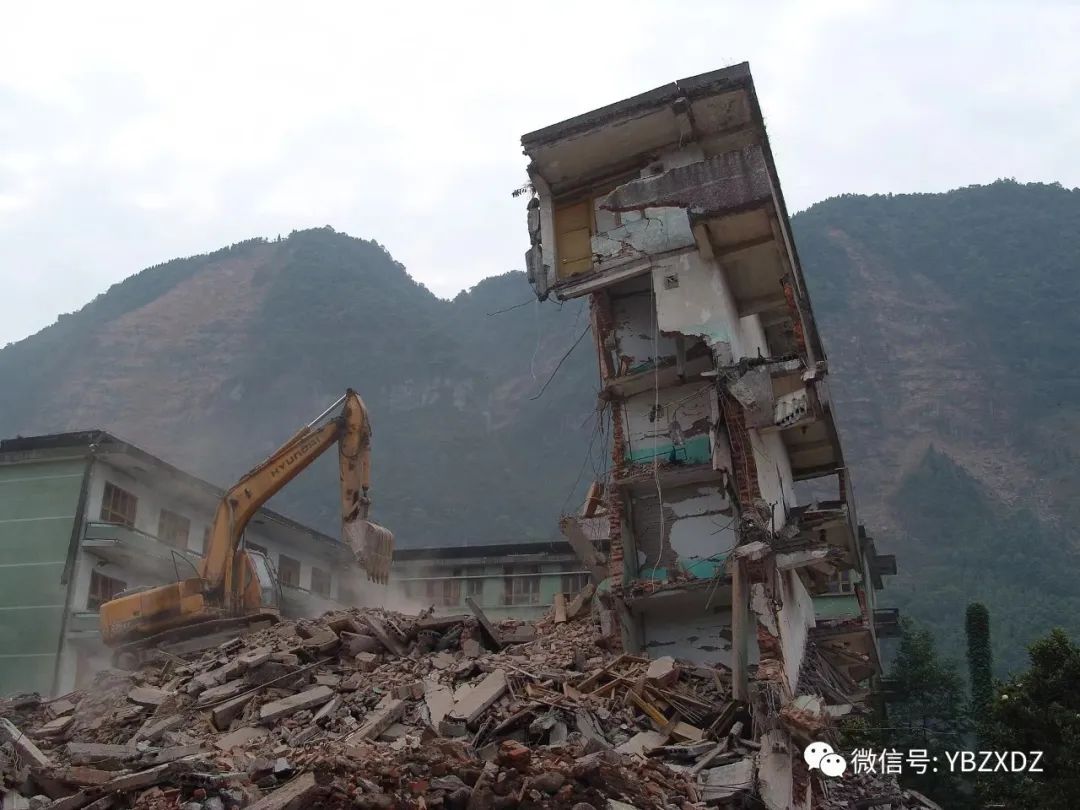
[99,389,394,667]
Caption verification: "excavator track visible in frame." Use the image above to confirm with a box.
[112,612,279,670]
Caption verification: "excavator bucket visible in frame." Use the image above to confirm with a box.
[344,518,394,584]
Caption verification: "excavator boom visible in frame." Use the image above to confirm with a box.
[200,389,393,606]
[99,389,394,655]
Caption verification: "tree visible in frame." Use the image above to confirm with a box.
[979,629,1080,809]
[884,620,973,807]
[965,603,993,717]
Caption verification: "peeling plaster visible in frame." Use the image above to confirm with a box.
[779,570,817,689]
[757,729,796,810]
[620,383,713,465]
[748,430,798,530]
[652,253,743,362]
[591,206,694,272]
[749,582,778,636]
[611,288,677,373]
[641,606,760,668]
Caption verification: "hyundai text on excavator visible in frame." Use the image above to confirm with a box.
[98,389,394,667]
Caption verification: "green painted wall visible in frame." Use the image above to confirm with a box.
[625,434,712,465]
[0,458,85,696]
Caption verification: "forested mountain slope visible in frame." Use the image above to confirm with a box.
[794,180,1080,671]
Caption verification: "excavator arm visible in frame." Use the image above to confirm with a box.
[201,389,394,609]
[99,390,393,655]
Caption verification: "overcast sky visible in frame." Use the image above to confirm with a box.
[1,1,1077,347]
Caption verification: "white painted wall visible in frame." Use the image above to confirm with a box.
[747,430,799,531]
[86,463,212,557]
[86,460,342,601]
[651,253,772,365]
[652,254,743,362]
[778,570,817,691]
[641,605,761,668]
[610,286,677,368]
[666,486,736,562]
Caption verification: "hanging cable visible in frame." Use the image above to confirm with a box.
[649,283,667,580]
[528,325,590,401]
[485,297,536,316]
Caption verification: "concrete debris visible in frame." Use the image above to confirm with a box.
[0,599,930,809]
[822,769,946,810]
[0,719,53,769]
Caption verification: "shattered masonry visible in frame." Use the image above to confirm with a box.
[523,62,899,808]
[0,602,935,810]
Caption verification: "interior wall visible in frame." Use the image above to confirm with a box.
[747,430,799,531]
[620,382,714,465]
[778,569,817,689]
[640,601,761,668]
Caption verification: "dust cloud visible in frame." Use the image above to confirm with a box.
[334,570,430,616]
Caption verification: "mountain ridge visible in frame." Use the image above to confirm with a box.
[3,180,1078,670]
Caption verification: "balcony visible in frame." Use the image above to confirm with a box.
[720,359,843,479]
[873,608,901,638]
[778,501,859,566]
[82,522,201,582]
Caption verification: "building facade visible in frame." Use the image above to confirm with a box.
[391,541,590,621]
[0,430,365,698]
[522,64,896,807]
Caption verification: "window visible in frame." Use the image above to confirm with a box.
[87,570,127,610]
[505,565,540,606]
[465,567,484,600]
[826,569,856,595]
[157,509,190,550]
[420,578,458,607]
[440,570,462,606]
[100,482,137,527]
[561,572,590,596]
[310,567,331,597]
[278,554,301,588]
[245,542,267,556]
[553,199,593,279]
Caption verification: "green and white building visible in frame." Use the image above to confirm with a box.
[0,430,365,698]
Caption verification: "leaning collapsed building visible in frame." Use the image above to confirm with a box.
[522,63,897,805]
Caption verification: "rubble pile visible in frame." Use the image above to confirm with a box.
[0,593,737,810]
[1,592,941,809]
[820,772,945,810]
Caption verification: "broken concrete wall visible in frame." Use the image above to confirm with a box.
[667,487,736,576]
[610,283,679,374]
[758,728,804,810]
[524,171,557,297]
[641,605,761,668]
[629,484,734,579]
[747,429,799,532]
[592,206,694,272]
[619,382,714,465]
[651,253,758,364]
[778,571,818,690]
[748,566,817,695]
[600,145,773,218]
